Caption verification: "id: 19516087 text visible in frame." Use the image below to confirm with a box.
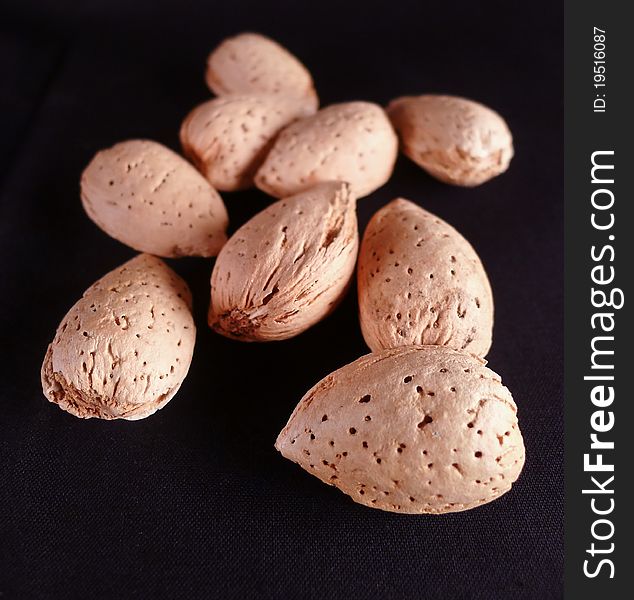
[593,27,606,113]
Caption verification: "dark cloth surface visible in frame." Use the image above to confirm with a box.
[0,1,563,598]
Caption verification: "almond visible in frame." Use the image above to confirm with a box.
[387,95,513,186]
[80,140,229,257]
[358,199,493,357]
[41,254,195,420]
[180,94,315,192]
[255,101,398,199]
[205,32,318,112]
[209,182,358,341]
[276,345,525,514]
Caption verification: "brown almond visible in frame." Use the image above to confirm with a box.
[41,254,196,420]
[358,199,493,357]
[209,181,358,341]
[255,101,398,199]
[276,345,525,514]
[180,94,315,192]
[387,94,513,186]
[80,140,228,257]
[205,32,318,112]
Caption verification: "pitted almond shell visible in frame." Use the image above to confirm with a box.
[358,198,494,357]
[41,254,196,420]
[276,345,525,514]
[387,94,513,186]
[80,140,228,257]
[205,32,318,112]
[255,101,398,199]
[209,181,358,341]
[180,94,315,192]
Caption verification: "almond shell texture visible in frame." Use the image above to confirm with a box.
[180,94,315,192]
[358,198,494,357]
[387,95,513,186]
[276,345,525,514]
[41,254,196,420]
[80,139,229,257]
[209,181,358,341]
[255,101,398,199]
[205,32,318,112]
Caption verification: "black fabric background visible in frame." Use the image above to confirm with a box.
[0,1,563,598]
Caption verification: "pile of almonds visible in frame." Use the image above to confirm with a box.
[41,33,523,514]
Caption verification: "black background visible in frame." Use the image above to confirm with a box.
[0,1,563,598]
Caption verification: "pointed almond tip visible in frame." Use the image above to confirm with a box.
[387,197,404,206]
[386,95,407,114]
[274,429,288,455]
[385,197,416,211]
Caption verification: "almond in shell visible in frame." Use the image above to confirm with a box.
[387,94,513,186]
[180,94,315,192]
[41,254,196,420]
[80,140,228,257]
[205,32,318,112]
[209,181,358,341]
[275,345,525,514]
[255,102,398,199]
[358,199,493,357]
